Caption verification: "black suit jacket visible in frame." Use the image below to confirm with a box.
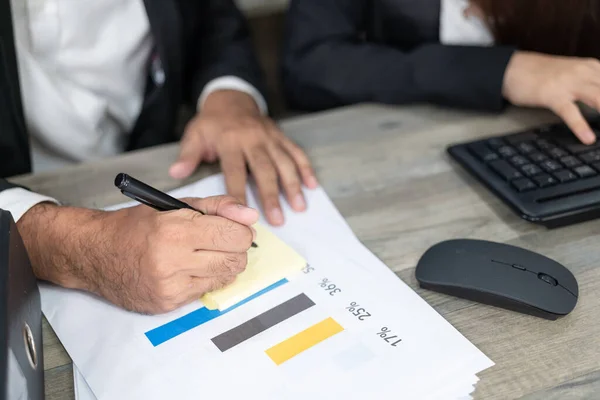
[0,0,266,179]
[281,0,515,112]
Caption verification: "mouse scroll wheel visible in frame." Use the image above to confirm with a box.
[538,273,558,286]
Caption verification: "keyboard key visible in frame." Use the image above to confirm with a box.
[560,156,581,168]
[553,133,600,153]
[593,162,600,172]
[486,138,505,149]
[574,165,597,178]
[535,139,554,151]
[505,131,538,144]
[509,155,529,167]
[516,142,536,154]
[511,178,537,192]
[533,174,557,188]
[548,147,569,159]
[564,142,600,154]
[521,164,543,177]
[553,170,578,183]
[540,159,563,172]
[529,152,547,163]
[489,160,523,181]
[579,151,600,164]
[536,124,556,135]
[469,143,499,162]
[497,146,517,158]
[541,146,560,157]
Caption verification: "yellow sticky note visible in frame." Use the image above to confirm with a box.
[201,223,306,310]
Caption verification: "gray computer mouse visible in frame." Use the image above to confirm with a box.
[415,239,578,320]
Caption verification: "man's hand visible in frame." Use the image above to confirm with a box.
[17,196,259,314]
[169,90,318,226]
[503,51,600,144]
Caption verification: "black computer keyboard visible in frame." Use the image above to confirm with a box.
[447,117,600,227]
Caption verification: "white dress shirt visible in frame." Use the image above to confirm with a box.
[0,0,490,222]
[2,0,267,220]
[11,0,267,173]
[440,0,494,45]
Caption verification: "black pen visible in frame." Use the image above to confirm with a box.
[114,173,257,247]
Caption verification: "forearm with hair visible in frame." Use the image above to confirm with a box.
[16,203,115,293]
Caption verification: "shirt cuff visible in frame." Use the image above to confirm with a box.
[197,76,268,115]
[0,188,59,222]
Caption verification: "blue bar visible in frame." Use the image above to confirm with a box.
[145,278,289,346]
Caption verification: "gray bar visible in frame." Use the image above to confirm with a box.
[211,293,315,352]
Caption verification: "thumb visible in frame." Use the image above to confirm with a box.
[170,130,204,179]
[182,195,259,226]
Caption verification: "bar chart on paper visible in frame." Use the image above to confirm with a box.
[110,187,408,378]
[142,222,409,379]
[120,219,492,400]
[142,247,411,381]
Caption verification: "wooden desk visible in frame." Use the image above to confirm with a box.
[14,104,600,399]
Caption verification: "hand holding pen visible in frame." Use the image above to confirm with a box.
[115,173,257,247]
[63,173,259,315]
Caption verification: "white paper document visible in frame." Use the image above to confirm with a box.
[39,174,493,400]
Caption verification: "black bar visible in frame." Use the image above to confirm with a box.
[211,293,315,352]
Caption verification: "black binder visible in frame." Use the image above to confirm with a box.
[0,210,44,400]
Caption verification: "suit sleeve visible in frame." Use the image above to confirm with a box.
[188,0,268,110]
[0,179,58,222]
[281,0,516,112]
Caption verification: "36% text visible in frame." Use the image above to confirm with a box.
[319,278,341,296]
[377,327,402,347]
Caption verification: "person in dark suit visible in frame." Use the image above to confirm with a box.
[0,0,317,314]
[282,0,600,145]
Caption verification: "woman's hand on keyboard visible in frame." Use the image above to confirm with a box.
[502,51,600,145]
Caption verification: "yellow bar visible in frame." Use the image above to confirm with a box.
[265,317,344,365]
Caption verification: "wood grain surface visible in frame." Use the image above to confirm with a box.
[14,104,600,399]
